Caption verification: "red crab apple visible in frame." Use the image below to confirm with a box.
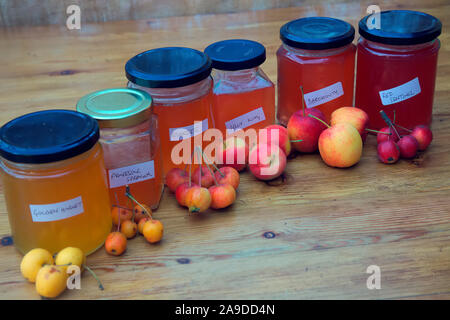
[216,136,249,172]
[377,127,399,144]
[377,140,400,164]
[287,108,327,153]
[330,107,369,142]
[208,184,236,209]
[175,182,198,207]
[411,125,433,151]
[214,166,240,190]
[192,166,214,188]
[263,124,291,156]
[166,168,188,193]
[248,143,287,181]
[397,135,419,159]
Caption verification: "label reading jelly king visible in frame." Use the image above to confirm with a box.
[304,82,344,109]
[108,160,155,189]
[169,119,208,141]
[29,196,84,222]
[225,107,266,133]
[379,77,421,106]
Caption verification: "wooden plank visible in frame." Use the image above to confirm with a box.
[0,2,449,299]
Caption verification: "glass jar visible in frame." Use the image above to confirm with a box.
[0,110,112,255]
[205,39,275,136]
[277,17,356,124]
[126,47,213,176]
[356,10,442,129]
[77,88,163,210]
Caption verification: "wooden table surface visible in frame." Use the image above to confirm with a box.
[0,0,449,300]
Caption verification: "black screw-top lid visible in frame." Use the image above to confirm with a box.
[280,17,355,50]
[125,47,212,88]
[204,39,266,71]
[0,110,99,164]
[359,10,442,46]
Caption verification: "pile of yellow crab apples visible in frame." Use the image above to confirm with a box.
[20,247,102,299]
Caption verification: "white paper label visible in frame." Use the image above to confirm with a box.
[304,82,344,108]
[379,77,421,106]
[108,160,155,188]
[29,196,84,222]
[169,119,208,141]
[225,107,266,133]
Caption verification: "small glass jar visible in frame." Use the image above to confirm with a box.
[277,17,356,124]
[205,39,275,136]
[356,10,442,129]
[77,88,163,210]
[0,110,112,255]
[126,47,213,176]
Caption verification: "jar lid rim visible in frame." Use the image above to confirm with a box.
[359,10,442,45]
[0,110,99,164]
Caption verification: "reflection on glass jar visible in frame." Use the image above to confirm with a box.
[77,88,164,210]
[0,110,112,255]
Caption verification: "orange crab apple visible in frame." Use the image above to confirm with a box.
[214,166,240,190]
[330,107,369,142]
[209,184,236,209]
[165,168,189,193]
[248,143,287,181]
[185,186,212,213]
[175,182,198,207]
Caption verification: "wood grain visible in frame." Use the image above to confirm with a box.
[0,1,449,300]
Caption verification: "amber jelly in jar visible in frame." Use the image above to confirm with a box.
[77,88,163,211]
[204,39,275,136]
[277,17,356,124]
[356,10,442,129]
[126,47,213,175]
[0,110,112,255]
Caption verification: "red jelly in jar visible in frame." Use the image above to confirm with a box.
[277,17,356,124]
[356,10,442,129]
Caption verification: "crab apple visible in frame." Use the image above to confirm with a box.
[216,136,249,172]
[264,124,291,156]
[330,107,370,142]
[165,168,189,193]
[248,143,287,181]
[287,108,327,153]
[209,184,236,209]
[377,140,400,164]
[397,135,419,159]
[192,165,214,188]
[377,127,399,144]
[214,166,240,190]
[411,125,433,151]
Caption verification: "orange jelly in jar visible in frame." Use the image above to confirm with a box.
[277,17,356,124]
[126,47,213,176]
[77,88,164,211]
[356,10,442,130]
[205,39,275,136]
[0,110,112,255]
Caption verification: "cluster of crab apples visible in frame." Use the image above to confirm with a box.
[376,111,433,164]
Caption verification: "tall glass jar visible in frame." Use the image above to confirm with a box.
[126,47,213,176]
[277,17,356,124]
[356,10,442,129]
[77,88,163,210]
[205,39,275,136]
[0,110,112,255]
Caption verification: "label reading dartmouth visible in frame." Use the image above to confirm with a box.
[225,107,266,133]
[304,82,344,108]
[108,160,155,188]
[29,196,84,222]
[379,77,421,106]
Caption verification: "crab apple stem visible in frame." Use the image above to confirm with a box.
[394,123,412,133]
[365,128,392,135]
[393,109,396,124]
[125,185,152,220]
[290,139,304,142]
[196,146,219,187]
[379,110,401,140]
[83,264,104,291]
[200,148,224,177]
[300,85,306,117]
[307,114,330,128]
[114,192,120,231]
